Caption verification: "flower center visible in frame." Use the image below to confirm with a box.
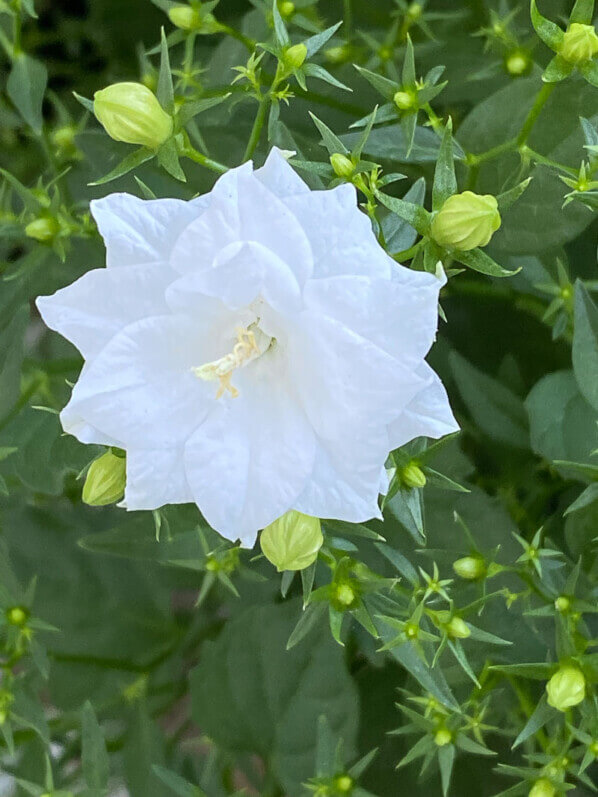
[192,324,271,398]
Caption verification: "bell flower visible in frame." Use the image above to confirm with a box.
[36,149,458,545]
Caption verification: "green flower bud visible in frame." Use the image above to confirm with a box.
[52,125,77,152]
[260,510,323,572]
[561,23,598,64]
[25,217,59,242]
[334,774,353,792]
[6,606,28,627]
[407,2,423,19]
[94,83,173,149]
[529,779,556,797]
[168,5,202,30]
[447,616,470,639]
[546,665,586,712]
[394,90,416,110]
[431,191,501,251]
[452,556,486,580]
[505,51,531,76]
[434,727,452,747]
[279,0,295,17]
[330,153,355,179]
[555,596,570,613]
[332,581,359,610]
[325,44,352,64]
[283,43,308,70]
[82,451,126,507]
[400,462,427,489]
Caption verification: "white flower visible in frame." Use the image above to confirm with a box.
[36,148,458,546]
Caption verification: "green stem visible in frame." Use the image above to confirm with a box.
[466,138,517,167]
[520,145,578,176]
[243,98,269,161]
[516,82,556,147]
[393,240,423,262]
[181,146,228,174]
[219,24,255,52]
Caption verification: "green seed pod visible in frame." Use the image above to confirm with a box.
[260,510,323,572]
[546,665,586,712]
[452,556,486,581]
[431,191,501,251]
[561,23,598,64]
[94,82,173,149]
[25,217,59,243]
[330,153,355,179]
[528,778,556,797]
[82,451,127,507]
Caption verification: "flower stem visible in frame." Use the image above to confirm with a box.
[181,145,228,174]
[243,98,269,161]
[516,82,556,147]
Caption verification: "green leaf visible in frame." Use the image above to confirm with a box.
[89,147,155,186]
[450,352,529,448]
[157,138,186,181]
[73,91,95,113]
[543,54,574,82]
[272,0,290,47]
[382,177,425,253]
[0,305,28,419]
[573,281,598,411]
[455,247,519,277]
[402,34,416,87]
[570,0,595,24]
[177,94,230,126]
[438,743,455,796]
[82,701,109,790]
[304,21,342,58]
[152,766,206,796]
[309,112,348,155]
[190,601,359,796]
[526,370,598,464]
[7,54,48,133]
[432,118,457,210]
[565,482,598,515]
[512,696,553,748]
[374,189,431,236]
[496,177,533,211]
[123,702,168,797]
[354,65,399,100]
[157,27,175,114]
[530,0,565,50]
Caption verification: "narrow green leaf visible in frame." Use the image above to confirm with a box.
[402,34,416,87]
[530,0,565,50]
[309,112,348,155]
[570,0,595,24]
[455,247,519,277]
[89,148,154,186]
[497,177,532,211]
[375,189,431,235]
[432,118,456,211]
[272,0,290,47]
[354,65,399,100]
[153,765,206,796]
[82,701,109,790]
[573,281,598,411]
[512,696,553,748]
[7,54,48,133]
[304,21,343,58]
[157,27,175,114]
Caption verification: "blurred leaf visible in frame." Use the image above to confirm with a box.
[573,281,598,411]
[7,54,47,133]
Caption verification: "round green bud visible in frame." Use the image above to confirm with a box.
[0,711,7,725]
[334,774,354,792]
[452,555,486,581]
[260,510,323,572]
[330,153,355,179]
[434,727,452,747]
[555,596,570,613]
[82,451,127,507]
[279,1,295,17]
[168,5,202,30]
[447,616,470,639]
[529,779,556,797]
[431,191,501,251]
[561,23,598,64]
[407,2,423,19]
[505,51,530,76]
[52,125,77,152]
[546,665,586,712]
[400,462,427,489]
[6,606,28,627]
[590,740,598,756]
[325,44,351,64]
[333,582,358,610]
[283,43,308,70]
[25,217,59,243]
[94,82,173,149]
[394,90,416,110]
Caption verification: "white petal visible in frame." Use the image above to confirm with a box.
[254,147,310,198]
[284,184,392,279]
[62,315,217,449]
[387,363,459,449]
[36,264,172,361]
[184,350,316,545]
[91,193,207,268]
[124,446,192,509]
[170,167,313,286]
[303,269,443,365]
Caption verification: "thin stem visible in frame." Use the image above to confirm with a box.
[181,145,228,174]
[466,138,517,167]
[520,145,578,176]
[516,82,556,147]
[243,98,269,161]
[219,24,255,52]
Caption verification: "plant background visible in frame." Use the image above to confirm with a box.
[0,0,598,795]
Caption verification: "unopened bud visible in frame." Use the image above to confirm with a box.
[401,462,427,489]
[94,82,173,149]
[505,51,531,76]
[279,1,295,17]
[332,581,358,610]
[25,217,59,243]
[82,451,126,507]
[260,510,323,572]
[52,125,77,152]
[330,153,355,179]
[394,90,416,110]
[561,23,598,64]
[6,606,28,627]
[453,556,486,581]
[325,44,352,64]
[555,596,570,613]
[431,191,501,251]
[283,43,308,70]
[168,5,201,30]
[434,728,452,747]
[546,665,586,712]
[408,2,423,19]
[447,616,470,639]
[334,775,353,793]
[529,779,555,797]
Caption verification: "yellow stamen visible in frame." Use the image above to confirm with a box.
[192,327,264,398]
